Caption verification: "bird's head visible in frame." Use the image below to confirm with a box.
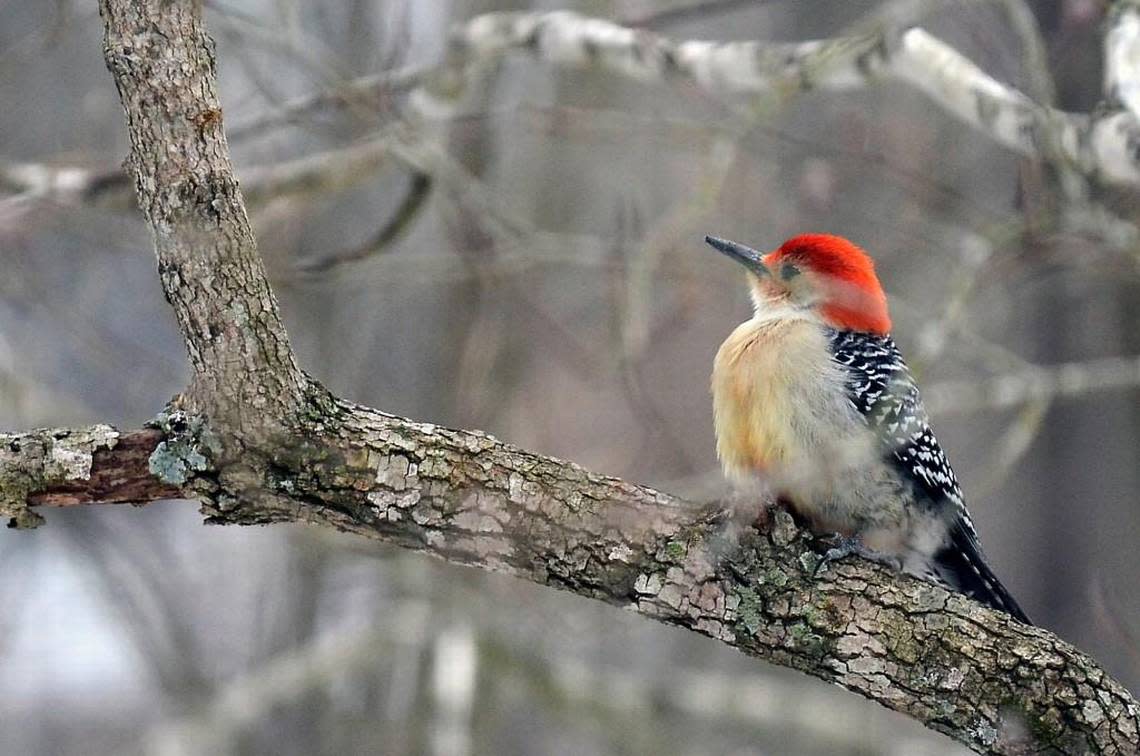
[704,233,891,335]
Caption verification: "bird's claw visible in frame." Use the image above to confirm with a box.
[813,533,901,577]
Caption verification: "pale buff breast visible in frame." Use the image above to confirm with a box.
[711,317,870,488]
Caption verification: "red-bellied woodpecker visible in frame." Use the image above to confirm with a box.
[706,232,1030,624]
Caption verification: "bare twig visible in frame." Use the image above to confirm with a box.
[227,64,430,140]
[292,172,432,274]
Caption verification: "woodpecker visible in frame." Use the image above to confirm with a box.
[705,233,1030,624]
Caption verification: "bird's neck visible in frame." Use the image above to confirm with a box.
[749,298,823,329]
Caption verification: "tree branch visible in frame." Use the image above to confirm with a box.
[12,5,1140,236]
[10,408,1140,754]
[1107,0,1140,119]
[437,10,1140,186]
[0,137,398,211]
[100,0,307,419]
[1,2,1132,754]
[924,353,1140,414]
[0,426,178,528]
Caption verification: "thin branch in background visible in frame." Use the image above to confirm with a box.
[1090,574,1140,685]
[611,200,701,477]
[996,0,1057,105]
[974,396,1052,497]
[0,137,397,213]
[1060,201,1140,262]
[502,281,608,383]
[616,0,776,29]
[206,1,349,91]
[226,64,430,141]
[239,136,397,206]
[429,623,478,756]
[616,111,747,362]
[389,130,533,242]
[1105,0,1140,118]
[207,0,416,141]
[7,8,1136,256]
[0,264,187,387]
[0,160,133,209]
[450,279,511,428]
[55,513,214,703]
[292,172,432,274]
[427,6,1140,265]
[146,602,433,755]
[439,10,1140,186]
[445,102,1010,229]
[911,227,1024,375]
[367,0,413,76]
[923,352,1140,414]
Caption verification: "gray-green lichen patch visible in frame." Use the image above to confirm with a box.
[146,410,216,485]
[734,588,764,636]
[968,718,999,748]
[1,424,120,529]
[149,441,207,485]
[786,620,832,660]
[761,567,789,588]
[664,540,687,561]
[797,550,820,574]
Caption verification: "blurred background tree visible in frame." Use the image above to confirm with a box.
[1,1,1137,754]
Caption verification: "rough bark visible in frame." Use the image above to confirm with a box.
[0,1,1134,754]
[0,426,185,527]
[8,408,1140,754]
[99,0,308,421]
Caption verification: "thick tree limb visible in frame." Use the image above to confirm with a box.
[0,1,1132,754]
[100,0,307,420]
[8,408,1140,754]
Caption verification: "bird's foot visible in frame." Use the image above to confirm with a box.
[814,533,902,576]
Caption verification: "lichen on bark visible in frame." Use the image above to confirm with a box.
[0,1,1118,753]
[0,425,120,528]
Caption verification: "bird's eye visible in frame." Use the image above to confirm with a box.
[781,264,801,281]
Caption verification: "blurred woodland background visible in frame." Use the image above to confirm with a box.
[2,0,1139,754]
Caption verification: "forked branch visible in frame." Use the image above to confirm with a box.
[1,2,1136,754]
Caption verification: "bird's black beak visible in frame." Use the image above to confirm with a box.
[704,235,770,277]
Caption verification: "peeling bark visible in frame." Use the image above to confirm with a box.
[9,407,1140,754]
[26,428,182,509]
[2,425,122,528]
[0,1,1131,754]
[141,401,1140,754]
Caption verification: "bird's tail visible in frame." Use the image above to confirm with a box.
[934,520,1031,625]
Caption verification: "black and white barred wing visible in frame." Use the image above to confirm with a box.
[827,330,965,510]
[827,329,1031,623]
